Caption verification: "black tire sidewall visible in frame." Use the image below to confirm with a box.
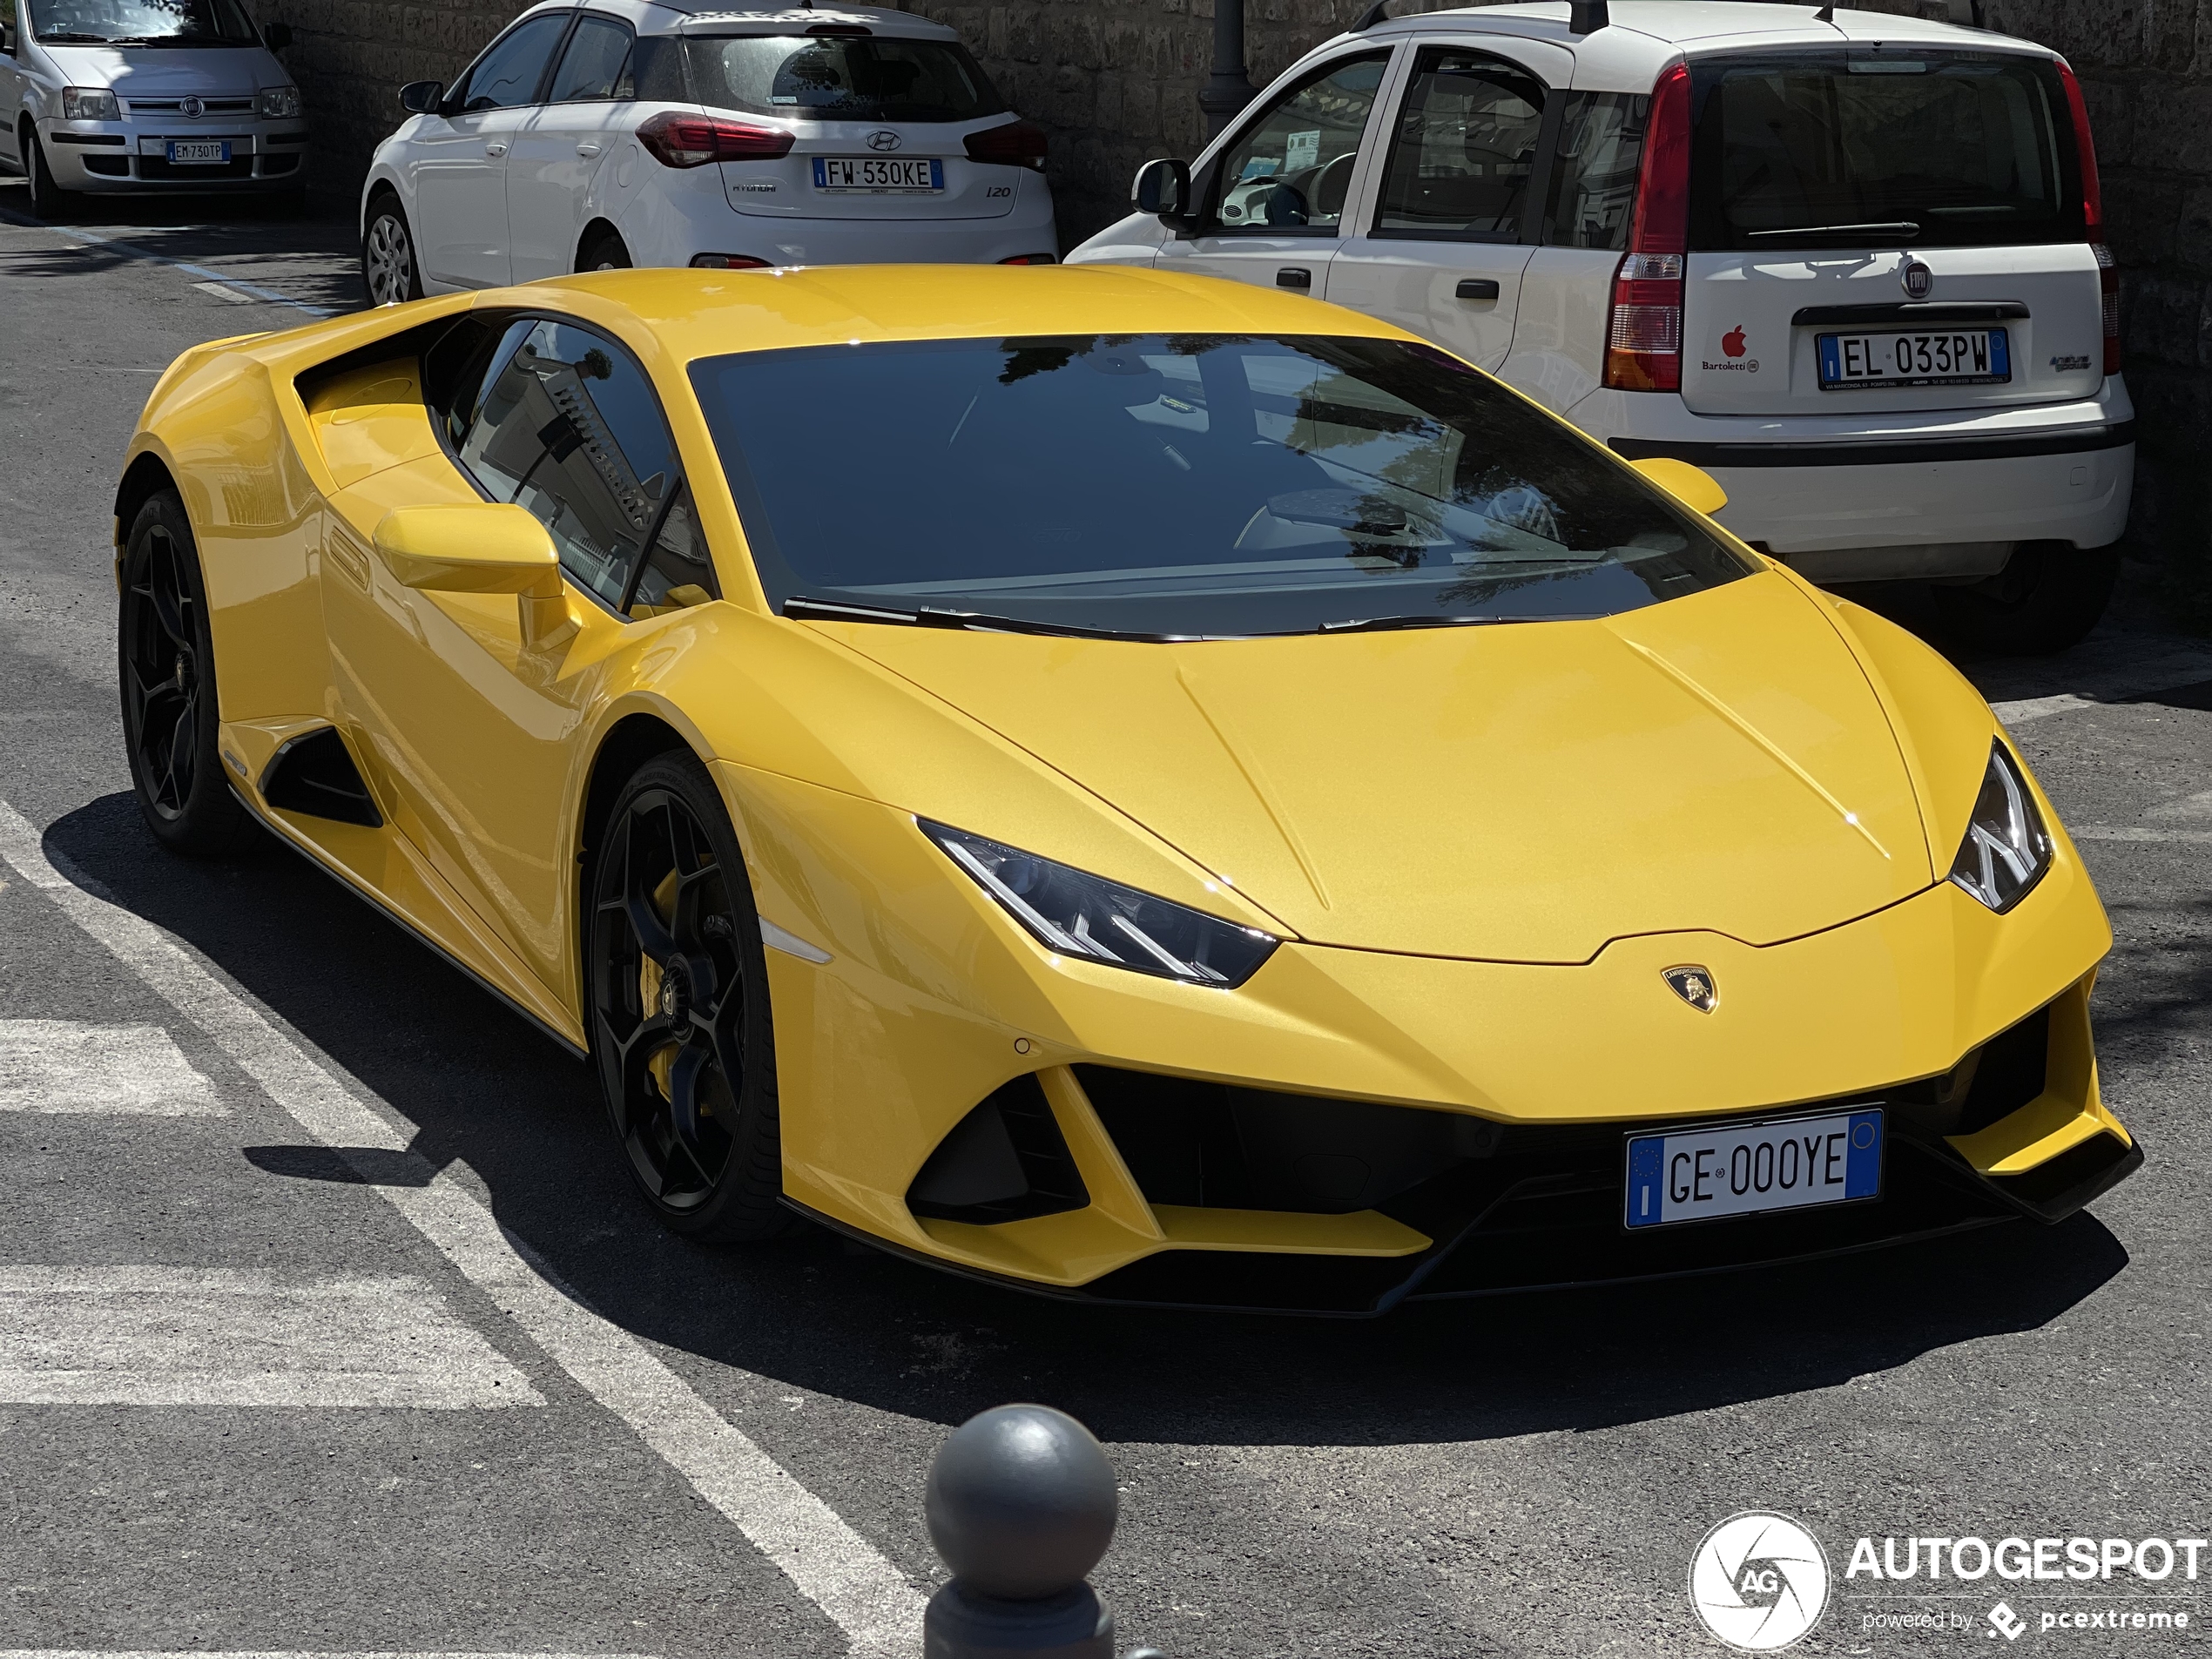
[589,752,787,1239]
[580,232,631,273]
[118,493,253,856]
[1933,542,2120,658]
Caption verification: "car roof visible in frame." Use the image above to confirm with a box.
[502,264,1416,364]
[650,1,960,38]
[1344,1,2052,85]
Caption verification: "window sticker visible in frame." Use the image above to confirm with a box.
[1285,128,1321,171]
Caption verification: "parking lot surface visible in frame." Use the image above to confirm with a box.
[0,185,2207,1658]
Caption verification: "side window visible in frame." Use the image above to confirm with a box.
[453,319,687,613]
[1372,50,1547,240]
[547,14,634,102]
[626,485,720,617]
[423,314,529,451]
[1541,91,1647,250]
[1207,52,1389,234]
[454,11,571,112]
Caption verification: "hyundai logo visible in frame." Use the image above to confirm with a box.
[180,94,205,119]
[1900,258,1933,299]
[865,130,901,152]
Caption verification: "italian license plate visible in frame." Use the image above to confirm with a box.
[813,156,942,192]
[167,139,231,165]
[1623,1108,1882,1230]
[1818,328,2009,388]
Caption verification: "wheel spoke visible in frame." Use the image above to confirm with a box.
[664,1038,720,1185]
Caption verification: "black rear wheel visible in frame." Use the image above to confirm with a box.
[579,228,632,273]
[1932,541,2119,658]
[118,492,257,857]
[588,753,787,1239]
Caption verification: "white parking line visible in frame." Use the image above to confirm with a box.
[192,280,259,305]
[0,1019,224,1114]
[0,797,925,1659]
[0,207,337,318]
[0,1266,543,1407]
[2069,826,2212,845]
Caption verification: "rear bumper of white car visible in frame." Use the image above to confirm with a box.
[1574,380,2134,575]
[619,171,1058,270]
[39,117,307,192]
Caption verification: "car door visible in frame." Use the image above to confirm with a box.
[323,314,717,995]
[0,0,26,165]
[1153,49,1395,300]
[413,10,573,289]
[509,10,634,280]
[1325,41,1571,373]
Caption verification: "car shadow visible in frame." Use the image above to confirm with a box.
[44,791,2136,1450]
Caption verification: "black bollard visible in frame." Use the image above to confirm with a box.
[923,1403,1119,1659]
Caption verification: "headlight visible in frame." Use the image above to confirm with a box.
[61,87,119,120]
[260,85,301,118]
[921,819,1278,988]
[1948,740,2052,913]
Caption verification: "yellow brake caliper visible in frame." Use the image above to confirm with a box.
[638,870,679,1104]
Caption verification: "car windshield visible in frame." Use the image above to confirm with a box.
[691,334,1750,638]
[682,33,1004,123]
[29,0,255,44]
[1689,50,2080,249]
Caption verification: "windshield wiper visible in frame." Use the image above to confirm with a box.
[782,597,1194,642]
[1317,612,1576,633]
[1745,221,1921,242]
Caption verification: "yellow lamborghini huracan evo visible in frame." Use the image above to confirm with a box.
[113,265,2138,1312]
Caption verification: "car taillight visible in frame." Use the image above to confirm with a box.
[998,253,1056,265]
[2056,58,2121,377]
[637,111,793,169]
[965,120,1048,172]
[689,253,772,269]
[1604,61,1691,393]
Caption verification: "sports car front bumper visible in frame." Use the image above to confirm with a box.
[730,764,2135,1314]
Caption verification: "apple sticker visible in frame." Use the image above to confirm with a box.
[1722,325,1747,358]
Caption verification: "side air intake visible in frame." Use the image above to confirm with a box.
[260,726,383,827]
[907,1075,1089,1224]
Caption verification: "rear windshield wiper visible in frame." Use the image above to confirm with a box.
[782,597,1194,642]
[1744,221,1921,242]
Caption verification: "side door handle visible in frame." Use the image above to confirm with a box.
[577,142,600,158]
[1456,278,1501,301]
[485,140,508,158]
[1277,266,1312,290]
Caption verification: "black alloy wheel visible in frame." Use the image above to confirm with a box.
[589,753,787,1239]
[117,492,256,856]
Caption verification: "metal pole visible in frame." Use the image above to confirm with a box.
[1197,0,1258,139]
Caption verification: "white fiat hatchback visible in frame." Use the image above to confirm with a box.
[360,0,1056,302]
[1072,0,2130,653]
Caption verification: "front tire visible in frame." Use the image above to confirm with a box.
[361,194,422,305]
[118,492,257,858]
[588,753,787,1240]
[25,129,71,219]
[1932,541,2119,658]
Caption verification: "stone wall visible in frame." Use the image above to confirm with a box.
[285,0,2206,620]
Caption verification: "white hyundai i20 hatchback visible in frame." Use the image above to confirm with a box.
[360,0,1056,302]
[1072,0,2129,653]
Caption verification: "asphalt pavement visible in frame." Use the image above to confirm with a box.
[0,181,2206,1659]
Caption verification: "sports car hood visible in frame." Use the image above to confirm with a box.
[815,572,1939,963]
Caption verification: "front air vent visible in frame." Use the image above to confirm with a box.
[907,1075,1088,1224]
[259,726,382,827]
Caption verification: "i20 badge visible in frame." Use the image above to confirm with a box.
[1664,965,1718,1012]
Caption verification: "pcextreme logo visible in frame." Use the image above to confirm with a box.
[1689,1511,1831,1650]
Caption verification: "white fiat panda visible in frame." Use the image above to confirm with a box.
[1070,0,2128,654]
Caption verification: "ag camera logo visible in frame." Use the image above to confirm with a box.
[1690,1512,1831,1650]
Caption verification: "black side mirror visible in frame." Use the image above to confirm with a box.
[1133,156,1191,220]
[260,19,291,50]
[399,79,445,115]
